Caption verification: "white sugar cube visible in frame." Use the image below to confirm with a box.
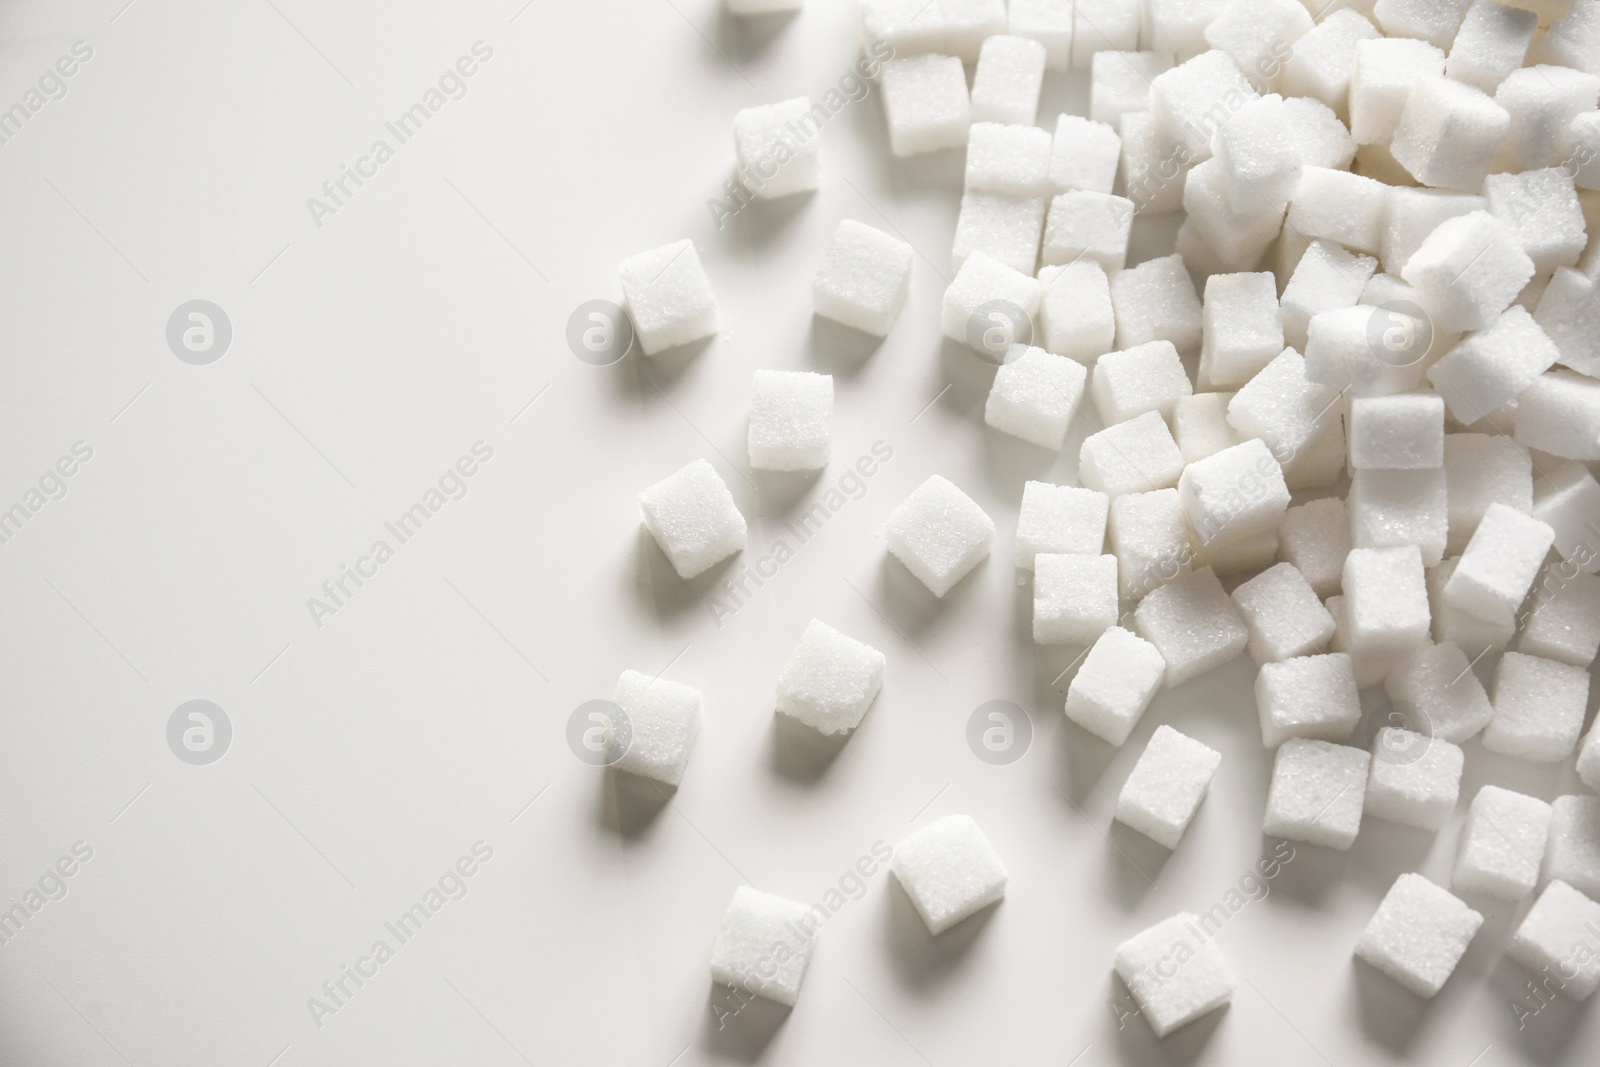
[1280,498,1351,597]
[1532,0,1600,75]
[1381,187,1485,276]
[1349,37,1445,146]
[1533,460,1600,575]
[985,344,1087,449]
[1038,260,1116,362]
[1016,481,1109,568]
[1147,0,1229,59]
[1401,212,1534,333]
[812,220,914,337]
[1007,0,1073,69]
[1485,168,1588,274]
[1447,0,1537,94]
[859,0,946,54]
[1109,488,1191,599]
[1204,0,1312,92]
[1428,557,1516,657]
[1079,411,1186,497]
[1373,0,1473,48]
[1210,94,1357,215]
[1115,725,1222,848]
[638,459,747,579]
[1286,168,1388,256]
[1200,272,1284,389]
[1256,653,1362,747]
[1264,738,1371,849]
[1149,49,1260,161]
[1329,594,1405,688]
[1343,546,1431,656]
[892,814,1008,934]
[885,475,995,596]
[941,251,1043,343]
[1303,305,1392,394]
[1544,796,1600,900]
[1366,729,1463,831]
[1514,371,1600,461]
[1350,468,1449,566]
[1049,115,1121,197]
[966,122,1052,197]
[1519,567,1600,667]
[1226,348,1343,460]
[1072,0,1141,66]
[1384,641,1494,742]
[618,239,719,356]
[709,887,818,1006]
[1173,392,1241,464]
[1133,567,1249,686]
[1453,785,1552,901]
[1110,254,1203,351]
[882,55,972,157]
[1570,112,1600,190]
[1283,8,1382,115]
[1535,268,1600,378]
[953,191,1046,275]
[1091,341,1192,424]
[1091,51,1176,131]
[971,35,1047,125]
[775,619,885,735]
[1119,112,1187,216]
[1494,64,1600,172]
[1426,306,1559,424]
[610,670,703,785]
[1179,438,1291,546]
[1114,912,1237,1038]
[1354,873,1484,998]
[1180,158,1285,270]
[1035,553,1119,644]
[1349,394,1445,470]
[1484,651,1590,762]
[1443,502,1554,624]
[1066,625,1167,744]
[732,97,821,200]
[1041,191,1133,272]
[748,370,831,471]
[1281,239,1378,351]
[1509,880,1600,1000]
[941,0,1009,59]
[1231,562,1336,663]
[1392,77,1509,191]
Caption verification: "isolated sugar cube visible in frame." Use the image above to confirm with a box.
[1255,653,1361,747]
[1428,557,1517,657]
[1543,796,1600,900]
[965,123,1052,197]
[1264,738,1371,849]
[1484,652,1591,763]
[732,98,821,200]
[1090,51,1176,131]
[1453,785,1552,901]
[1518,568,1600,667]
[1278,499,1350,598]
[940,251,1043,344]
[1072,0,1141,66]
[984,344,1087,450]
[1533,461,1600,575]
[747,371,831,471]
[1514,371,1600,461]
[881,55,971,157]
[775,619,885,735]
[1354,873,1484,998]
[1049,115,1120,196]
[618,239,719,356]
[885,475,995,597]
[1200,272,1284,388]
[1015,481,1108,569]
[1443,502,1554,625]
[1281,239,1378,351]
[1494,64,1600,172]
[812,220,914,337]
[1535,268,1600,378]
[1149,50,1261,163]
[1231,563,1336,664]
[1173,393,1241,464]
[1091,341,1191,425]
[1366,729,1464,831]
[892,814,1008,934]
[1401,211,1534,333]
[1034,553,1118,645]
[1349,37,1446,146]
[1110,254,1203,351]
[1109,488,1190,600]
[1114,912,1237,1038]
[1179,438,1291,549]
[1384,641,1494,743]
[1133,567,1249,687]
[1079,411,1185,498]
[1426,306,1558,426]
[709,886,818,1006]
[1286,168,1388,256]
[1066,625,1166,745]
[1038,260,1116,362]
[1509,880,1600,1001]
[1226,348,1342,461]
[953,191,1046,275]
[1041,192,1133,272]
[610,670,702,786]
[970,35,1046,125]
[1380,187,1485,276]
[1007,0,1073,69]
[1343,546,1431,657]
[1282,8,1381,113]
[1115,725,1221,849]
[639,459,747,579]
[1349,469,1449,566]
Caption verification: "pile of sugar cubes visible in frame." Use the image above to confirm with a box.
[610,0,1600,1039]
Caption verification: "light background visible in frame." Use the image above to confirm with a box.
[0,0,1595,1065]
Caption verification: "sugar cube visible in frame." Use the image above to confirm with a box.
[1518,567,1600,667]
[885,475,995,596]
[1091,51,1176,131]
[1015,481,1108,568]
[985,344,1087,449]
[1286,168,1388,256]
[1282,8,1382,115]
[1544,796,1600,900]
[940,0,1009,59]
[1428,557,1516,656]
[1349,394,1445,471]
[1384,641,1494,742]
[1514,371,1600,461]
[1204,0,1312,92]
[1091,341,1192,425]
[610,670,702,785]
[1349,468,1449,566]
[1402,211,1534,333]
[1110,254,1203,351]
[1119,112,1187,216]
[747,370,831,471]
[971,35,1047,125]
[1343,546,1431,655]
[1509,880,1600,1000]
[1179,438,1291,547]
[1279,498,1351,597]
[1079,411,1186,498]
[1072,0,1141,66]
[1230,562,1336,663]
[881,54,971,157]
[859,0,946,54]
[812,220,914,336]
[1180,158,1285,269]
[1452,785,1552,900]
[1354,873,1484,997]
[709,887,818,1006]
[1446,0,1537,94]
[1114,912,1237,1037]
[1042,191,1133,271]
[1147,0,1230,59]
[1109,488,1191,599]
[1035,553,1119,645]
[1115,725,1222,849]
[1366,729,1463,831]
[1066,625,1167,744]
[1349,37,1446,146]
[1256,653,1362,747]
[941,251,1043,344]
[1494,64,1600,172]
[1443,502,1554,625]
[1281,239,1378,351]
[1149,50,1260,162]
[1038,260,1116,362]
[1532,460,1600,575]
[1173,392,1241,464]
[1532,0,1600,76]
[1484,652,1590,762]
[965,122,1052,197]
[618,239,719,356]
[1134,567,1250,686]
[1303,305,1394,394]
[1570,112,1600,191]
[639,459,747,579]
[1580,727,1600,793]
[1210,94,1357,215]
[1200,272,1284,388]
[1485,168,1588,274]
[1226,348,1342,460]
[732,98,821,200]
[1048,115,1121,197]
[1427,307,1559,425]
[1391,77,1509,191]
[1380,187,1485,276]
[775,619,885,735]
[1007,0,1074,69]
[953,191,1046,275]
[892,814,1008,934]
[1264,737,1371,849]
[1535,268,1600,378]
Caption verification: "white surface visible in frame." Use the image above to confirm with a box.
[1,1,1598,1065]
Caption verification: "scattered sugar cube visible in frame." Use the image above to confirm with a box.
[965,122,1052,197]
[1532,0,1600,75]
[1349,468,1449,566]
[881,54,972,157]
[1518,567,1600,667]
[1514,371,1600,461]
[1038,260,1116,362]
[1532,460,1600,575]
[1091,50,1176,131]
[812,220,914,337]
[1366,728,1464,831]
[1544,796,1600,900]
[1231,562,1336,663]
[1179,438,1291,546]
[1485,168,1588,274]
[1119,112,1188,216]
[1204,0,1312,92]
[618,239,719,356]
[1343,546,1431,656]
[1391,76,1509,191]
[1443,502,1554,625]
[775,619,885,735]
[885,475,995,596]
[1329,593,1408,688]
[1210,94,1357,215]
[1147,0,1230,59]
[1349,37,1446,146]
[1091,340,1192,424]
[1484,652,1591,762]
[748,370,831,471]
[1354,873,1484,997]
[1384,641,1494,742]
[1035,553,1119,645]
[1226,347,1342,460]
[1007,0,1074,69]
[611,669,703,785]
[1373,0,1474,45]
[1133,567,1249,687]
[1066,625,1167,744]
[1281,239,1378,351]
[984,344,1087,449]
[1079,410,1185,497]
[1048,115,1121,197]
[1453,785,1552,900]
[1173,392,1241,464]
[1042,191,1133,271]
[1494,64,1600,172]
[1282,8,1382,115]
[1180,158,1285,270]
[1535,268,1600,378]
[638,459,747,579]
[1114,912,1237,1037]
[1279,498,1351,597]
[1109,488,1191,599]
[940,251,1043,343]
[1286,168,1388,256]
[732,98,821,200]
[1381,187,1485,276]
[1200,272,1284,389]
[1072,0,1141,66]
[1428,557,1516,656]
[1402,211,1534,333]
[1447,1,1537,94]
[1264,737,1371,849]
[1110,254,1203,351]
[892,814,1008,934]
[1149,49,1260,161]
[709,887,818,1006]
[1426,306,1559,424]
[1303,305,1390,394]
[1015,481,1108,569]
[1349,394,1445,471]
[953,191,1046,275]
[1256,653,1361,747]
[1115,725,1222,849]
[1509,880,1600,1000]
[971,35,1047,125]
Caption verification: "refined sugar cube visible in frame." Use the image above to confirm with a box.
[1119,112,1187,216]
[1402,211,1534,333]
[1210,94,1357,216]
[985,344,1087,449]
[1426,307,1558,425]
[1179,159,1284,270]
[1286,168,1388,256]
[1091,341,1192,424]
[1066,625,1167,745]
[610,670,702,785]
[1494,65,1600,172]
[1256,653,1362,747]
[1392,77,1510,191]
[1484,652,1591,762]
[881,55,972,157]
[1535,268,1600,378]
[941,251,1043,344]
[1373,0,1474,48]
[1072,0,1141,66]
[1279,498,1351,597]
[748,370,831,471]
[1582,728,1600,793]
[1366,729,1463,831]
[812,220,914,336]
[1115,725,1222,849]
[1226,348,1342,460]
[1110,254,1203,351]
[1453,785,1552,900]
[1015,481,1108,568]
[1281,239,1378,351]
[1007,0,1073,70]
[1041,191,1133,272]
[1038,260,1116,362]
[970,35,1047,125]
[941,0,1009,59]
[1349,37,1446,146]
[1532,0,1600,74]
[1035,553,1119,644]
[966,122,1052,196]
[639,459,747,579]
[1179,438,1291,546]
[1303,305,1391,394]
[1343,546,1431,655]
[1518,567,1600,667]
[732,98,821,200]
[1133,567,1249,686]
[1264,738,1371,849]
[1514,371,1600,461]
[892,814,1008,934]
[1381,187,1485,276]
[1149,49,1260,162]
[1570,112,1600,191]
[1349,394,1445,471]
[1384,641,1494,743]
[1078,411,1185,498]
[1485,168,1588,274]
[1543,796,1600,900]
[1091,51,1176,131]
[1533,461,1600,575]
[1231,562,1336,663]
[618,239,719,356]
[1173,392,1241,464]
[885,475,995,596]
[1428,557,1516,656]
[1146,0,1229,60]
[1114,912,1237,1038]
[859,0,946,54]
[1349,468,1448,566]
[1509,880,1600,1000]
[953,191,1046,275]
[1282,8,1382,114]
[1329,593,1411,688]
[1444,502,1554,625]
[1354,873,1484,998]
[709,887,818,1006]
[1049,115,1121,196]
[1200,272,1284,388]
[775,619,885,735]
[1109,488,1190,599]
[1204,0,1313,91]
